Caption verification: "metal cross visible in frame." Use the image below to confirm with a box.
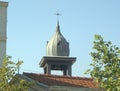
[55,10,62,21]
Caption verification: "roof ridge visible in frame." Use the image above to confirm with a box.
[23,72,93,80]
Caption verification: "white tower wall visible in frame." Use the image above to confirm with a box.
[0,1,8,67]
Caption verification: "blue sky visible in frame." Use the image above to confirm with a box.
[5,0,120,77]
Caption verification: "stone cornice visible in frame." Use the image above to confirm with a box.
[0,1,8,7]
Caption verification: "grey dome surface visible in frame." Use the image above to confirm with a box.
[46,21,69,56]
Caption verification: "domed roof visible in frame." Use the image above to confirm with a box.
[46,21,69,56]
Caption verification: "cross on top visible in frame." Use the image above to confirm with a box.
[55,10,62,21]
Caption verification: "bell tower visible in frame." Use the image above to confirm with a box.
[0,1,8,67]
[39,14,76,76]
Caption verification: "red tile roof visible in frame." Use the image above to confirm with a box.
[23,72,99,88]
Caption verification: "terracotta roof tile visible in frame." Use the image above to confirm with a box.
[23,72,99,88]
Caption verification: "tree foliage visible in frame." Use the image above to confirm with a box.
[86,35,120,91]
[0,55,32,91]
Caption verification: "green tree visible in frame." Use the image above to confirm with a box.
[86,35,120,91]
[0,55,32,91]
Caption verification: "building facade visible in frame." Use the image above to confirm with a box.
[0,1,8,67]
[20,20,103,91]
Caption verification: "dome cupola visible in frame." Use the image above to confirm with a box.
[46,21,69,56]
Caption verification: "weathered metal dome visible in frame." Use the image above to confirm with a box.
[46,21,69,56]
